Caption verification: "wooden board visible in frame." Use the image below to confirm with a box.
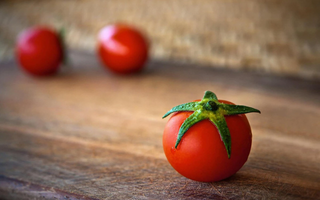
[0,51,320,200]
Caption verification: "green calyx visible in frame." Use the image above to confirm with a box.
[162,91,261,158]
[58,27,68,65]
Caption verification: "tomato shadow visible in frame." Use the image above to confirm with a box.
[175,171,318,199]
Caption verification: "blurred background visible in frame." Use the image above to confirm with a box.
[1,0,320,79]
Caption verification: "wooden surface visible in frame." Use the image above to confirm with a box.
[0,51,320,200]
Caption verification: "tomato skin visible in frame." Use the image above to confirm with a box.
[163,100,252,182]
[97,24,149,74]
[16,27,63,76]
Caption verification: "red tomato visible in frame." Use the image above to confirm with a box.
[16,26,63,76]
[97,24,149,74]
[163,100,252,182]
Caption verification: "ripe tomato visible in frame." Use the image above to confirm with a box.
[162,91,260,182]
[16,26,64,76]
[97,24,149,74]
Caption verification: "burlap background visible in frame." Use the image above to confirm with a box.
[1,0,320,79]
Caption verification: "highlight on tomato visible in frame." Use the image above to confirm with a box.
[162,91,260,182]
[16,26,65,76]
[97,24,149,74]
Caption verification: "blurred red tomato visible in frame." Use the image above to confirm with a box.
[97,24,149,74]
[16,26,64,76]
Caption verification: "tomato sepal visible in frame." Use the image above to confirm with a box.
[203,90,218,100]
[163,91,260,159]
[58,27,68,66]
[162,102,201,119]
[221,104,261,115]
[174,110,206,148]
[209,114,232,158]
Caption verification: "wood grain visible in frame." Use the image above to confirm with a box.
[0,51,320,199]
